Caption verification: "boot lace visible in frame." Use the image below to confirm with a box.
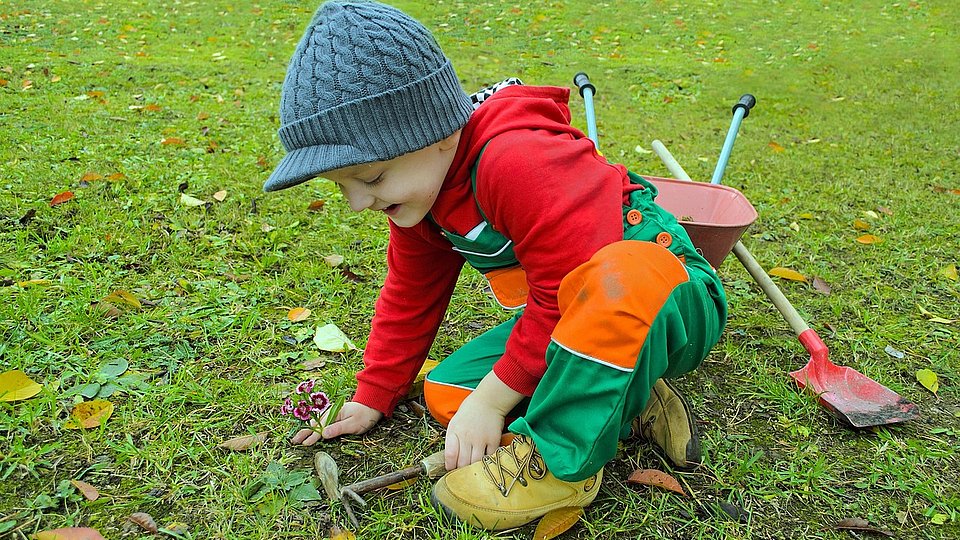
[481,435,546,496]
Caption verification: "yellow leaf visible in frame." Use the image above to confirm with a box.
[313,324,357,352]
[329,526,356,540]
[856,234,882,244]
[212,189,227,202]
[287,307,311,322]
[31,528,106,540]
[533,506,583,540]
[323,254,344,267]
[407,359,440,398]
[853,219,871,230]
[768,141,785,152]
[64,399,114,429]
[916,369,939,394]
[942,264,958,281]
[103,289,141,309]
[17,279,52,287]
[769,267,807,282]
[385,478,418,490]
[863,210,880,219]
[797,212,814,220]
[70,479,100,501]
[161,137,185,146]
[0,370,43,401]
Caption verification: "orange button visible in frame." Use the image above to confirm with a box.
[626,209,643,226]
[656,232,673,248]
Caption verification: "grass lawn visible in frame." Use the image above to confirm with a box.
[2,0,958,538]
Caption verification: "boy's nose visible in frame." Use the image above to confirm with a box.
[339,183,375,212]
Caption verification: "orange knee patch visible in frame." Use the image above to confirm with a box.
[423,379,472,427]
[552,241,688,370]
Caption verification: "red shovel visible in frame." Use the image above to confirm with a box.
[651,140,919,428]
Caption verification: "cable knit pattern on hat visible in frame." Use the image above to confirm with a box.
[264,1,474,192]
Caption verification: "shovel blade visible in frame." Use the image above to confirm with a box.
[790,363,919,428]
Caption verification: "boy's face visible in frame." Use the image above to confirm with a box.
[320,131,461,228]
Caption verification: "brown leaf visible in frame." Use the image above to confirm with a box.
[70,479,100,501]
[81,172,103,182]
[301,358,327,370]
[287,307,311,322]
[812,277,831,295]
[144,103,161,111]
[217,432,268,451]
[853,218,871,231]
[834,517,894,537]
[768,267,807,282]
[31,528,106,540]
[877,206,893,216]
[308,200,326,212]
[50,191,75,206]
[533,506,583,539]
[627,468,687,496]
[224,272,251,283]
[19,208,37,225]
[93,301,121,318]
[315,451,340,501]
[64,399,114,429]
[340,267,363,283]
[856,234,882,244]
[127,512,158,533]
[161,137,184,146]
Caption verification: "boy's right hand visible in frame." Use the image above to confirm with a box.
[290,401,383,446]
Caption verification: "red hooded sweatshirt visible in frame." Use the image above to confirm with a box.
[353,85,641,415]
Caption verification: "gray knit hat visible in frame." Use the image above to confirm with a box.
[264,1,474,192]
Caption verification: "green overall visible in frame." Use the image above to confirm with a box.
[424,167,727,481]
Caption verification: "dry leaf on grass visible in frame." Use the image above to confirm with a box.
[916,369,939,394]
[329,526,355,540]
[218,432,268,451]
[31,528,106,540]
[314,451,340,501]
[125,512,158,533]
[64,399,114,429]
[627,468,687,497]
[288,307,311,322]
[834,517,893,537]
[768,267,807,282]
[70,479,100,501]
[533,506,583,539]
[0,369,43,401]
[50,191,75,206]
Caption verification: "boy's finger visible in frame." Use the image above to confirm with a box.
[443,432,460,470]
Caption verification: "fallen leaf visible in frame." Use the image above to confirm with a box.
[218,432,268,451]
[942,264,958,281]
[17,279,52,287]
[916,369,939,394]
[797,212,814,220]
[853,218,871,230]
[627,468,687,496]
[856,234,882,244]
[288,307,311,322]
[0,370,43,401]
[19,208,37,225]
[31,528,106,540]
[81,172,103,182]
[862,210,880,219]
[308,200,326,212]
[212,189,227,202]
[323,254,344,267]
[533,506,583,539]
[812,277,831,295]
[180,193,206,207]
[103,289,141,309]
[261,223,275,232]
[884,345,905,359]
[930,513,949,525]
[407,359,440,398]
[224,272,251,282]
[385,478,418,490]
[126,512,158,533]
[161,137,185,146]
[50,191,75,206]
[769,267,807,282]
[329,526,355,540]
[301,358,327,370]
[64,399,114,429]
[768,141,785,152]
[313,324,357,352]
[834,517,893,537]
[92,301,121,318]
[877,206,893,216]
[314,451,340,501]
[161,523,189,536]
[70,479,100,501]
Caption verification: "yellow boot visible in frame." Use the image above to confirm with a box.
[431,435,602,531]
[632,378,701,469]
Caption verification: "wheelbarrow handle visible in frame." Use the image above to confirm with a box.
[711,94,757,184]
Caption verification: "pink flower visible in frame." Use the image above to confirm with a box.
[310,391,330,413]
[280,397,294,416]
[293,402,312,421]
[296,380,315,395]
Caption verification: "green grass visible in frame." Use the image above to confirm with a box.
[2,0,959,538]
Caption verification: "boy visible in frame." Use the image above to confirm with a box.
[267,1,726,531]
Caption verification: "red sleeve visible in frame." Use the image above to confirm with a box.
[474,129,626,395]
[353,219,465,415]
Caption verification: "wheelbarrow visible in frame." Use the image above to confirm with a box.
[573,72,919,428]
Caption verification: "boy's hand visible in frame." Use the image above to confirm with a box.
[290,401,383,446]
[444,371,525,470]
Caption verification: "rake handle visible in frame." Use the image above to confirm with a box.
[340,450,445,496]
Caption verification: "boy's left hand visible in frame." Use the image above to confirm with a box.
[444,394,505,470]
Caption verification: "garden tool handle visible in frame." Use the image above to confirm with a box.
[573,72,600,148]
[711,93,757,184]
[340,450,446,496]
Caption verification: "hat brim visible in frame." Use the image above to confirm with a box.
[263,144,380,192]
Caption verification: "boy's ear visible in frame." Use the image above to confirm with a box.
[437,129,461,152]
